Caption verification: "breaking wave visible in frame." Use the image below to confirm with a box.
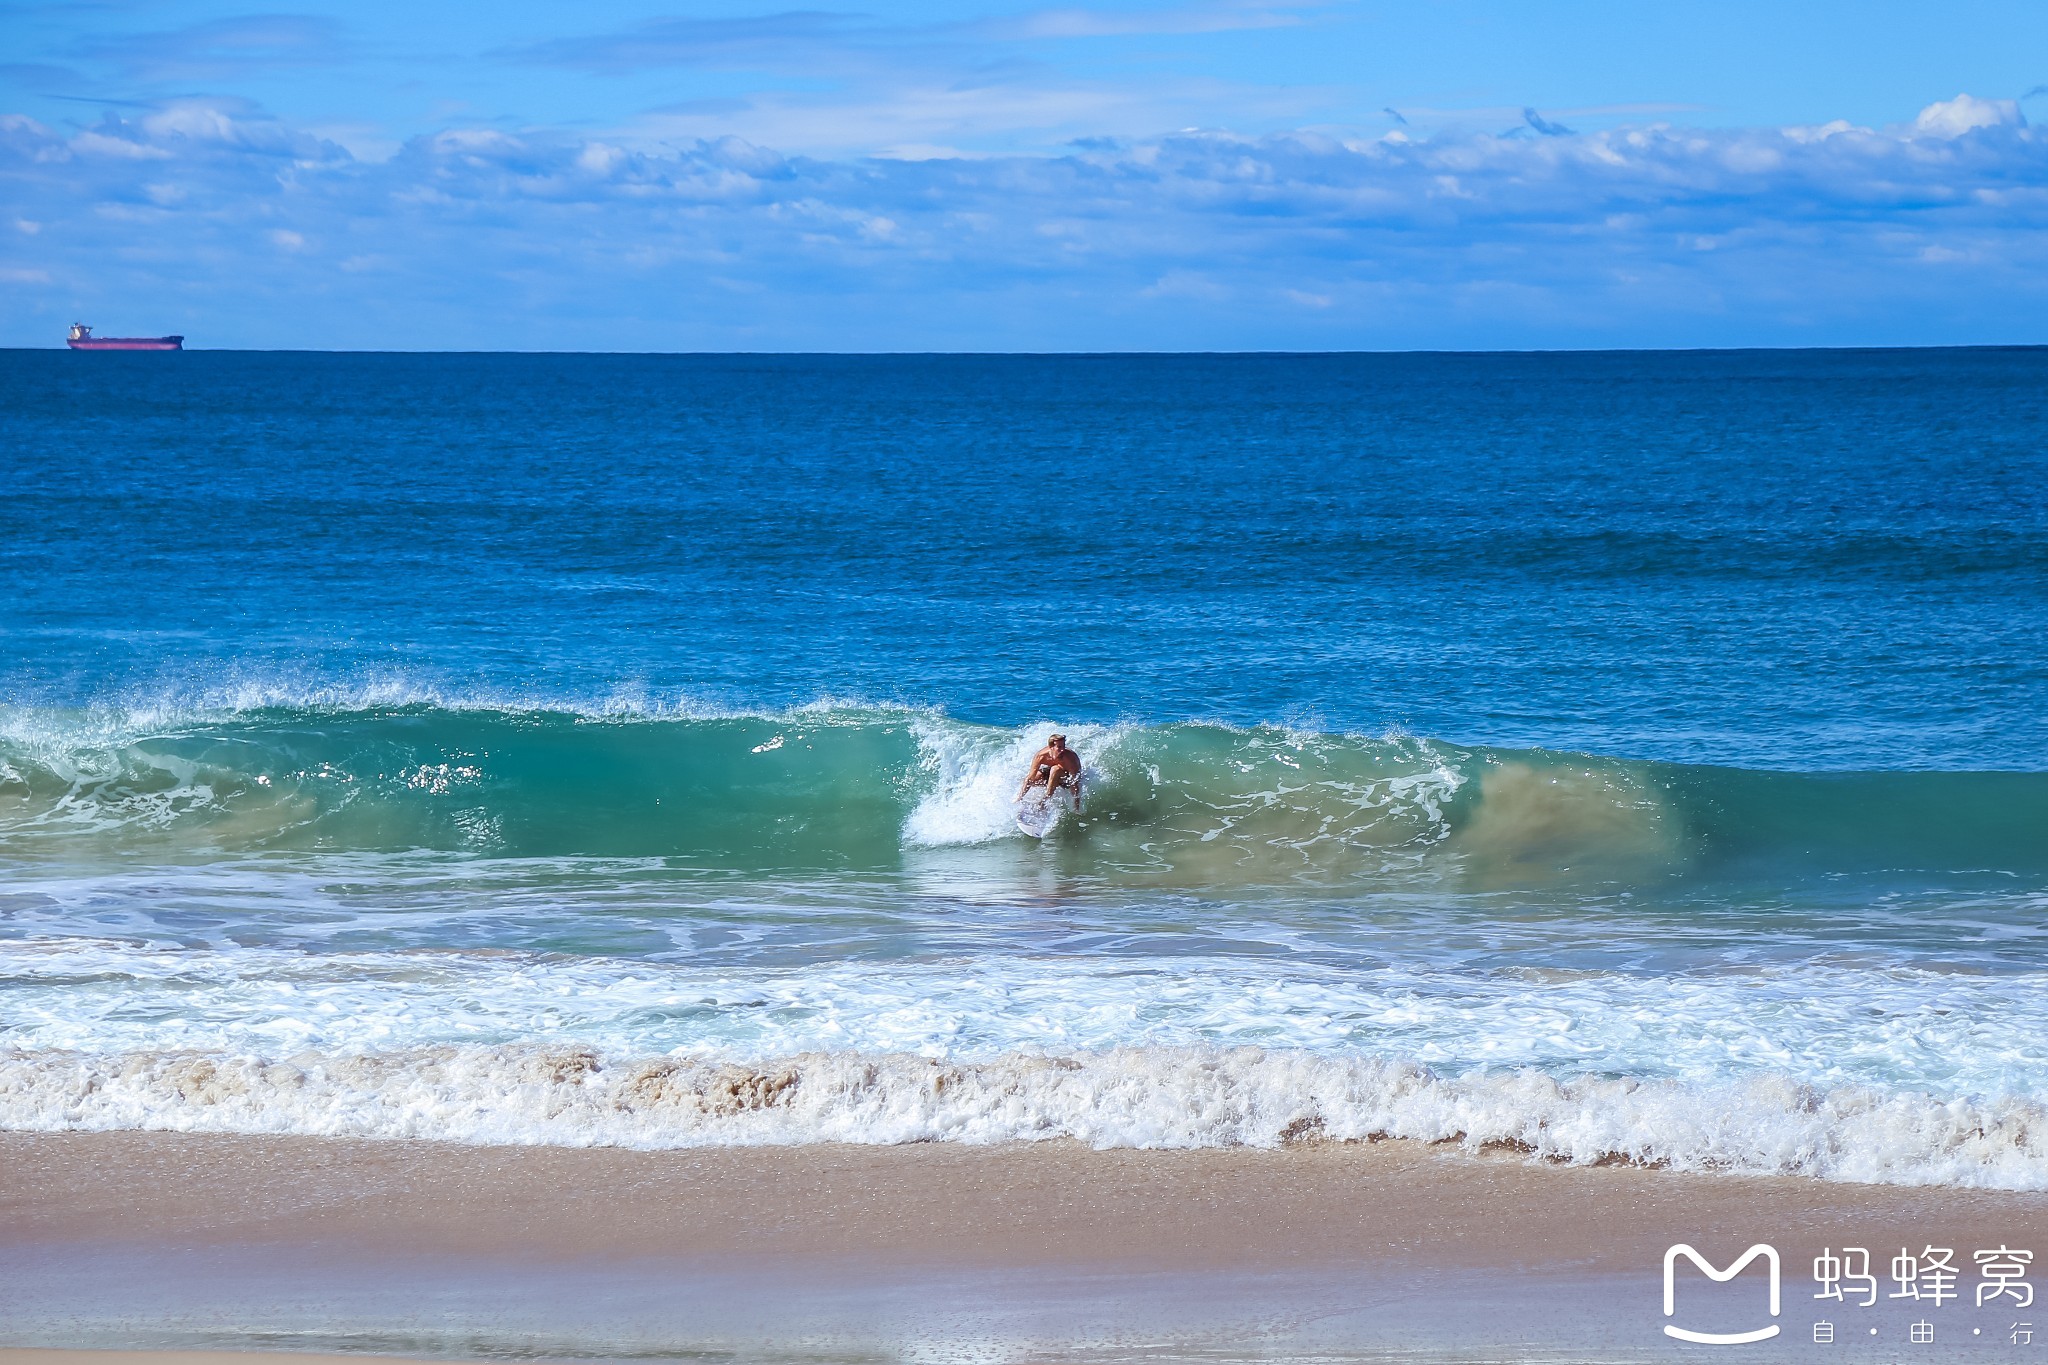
[2,698,2044,886]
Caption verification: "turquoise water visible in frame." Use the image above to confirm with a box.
[2,349,2045,1183]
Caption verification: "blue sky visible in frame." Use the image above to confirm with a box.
[3,0,2046,349]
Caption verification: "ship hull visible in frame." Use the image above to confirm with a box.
[69,337,184,351]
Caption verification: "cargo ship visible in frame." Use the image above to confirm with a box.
[67,323,184,351]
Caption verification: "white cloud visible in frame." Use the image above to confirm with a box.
[2,101,2044,349]
[1914,94,2026,140]
[577,143,627,176]
[72,130,171,160]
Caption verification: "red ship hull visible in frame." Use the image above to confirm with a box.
[69,336,185,351]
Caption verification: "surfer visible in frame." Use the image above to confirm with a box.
[1016,733,1083,811]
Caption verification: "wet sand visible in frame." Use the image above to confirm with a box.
[5,1132,2047,1361]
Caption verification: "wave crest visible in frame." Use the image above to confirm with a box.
[2,701,2045,883]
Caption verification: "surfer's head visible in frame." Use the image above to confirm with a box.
[1048,733,1067,750]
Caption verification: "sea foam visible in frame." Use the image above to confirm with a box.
[5,1043,2047,1188]
[4,938,2048,1185]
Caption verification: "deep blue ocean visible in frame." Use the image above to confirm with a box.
[2,348,2046,1182]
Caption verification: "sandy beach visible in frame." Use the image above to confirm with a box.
[7,1132,2048,1362]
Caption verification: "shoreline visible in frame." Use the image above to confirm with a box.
[7,1132,2048,1361]
[11,1038,2045,1185]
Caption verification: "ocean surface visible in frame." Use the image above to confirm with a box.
[2,348,2046,1186]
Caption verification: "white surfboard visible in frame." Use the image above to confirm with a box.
[1015,777,1081,839]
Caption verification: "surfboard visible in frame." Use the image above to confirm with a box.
[1015,777,1080,839]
